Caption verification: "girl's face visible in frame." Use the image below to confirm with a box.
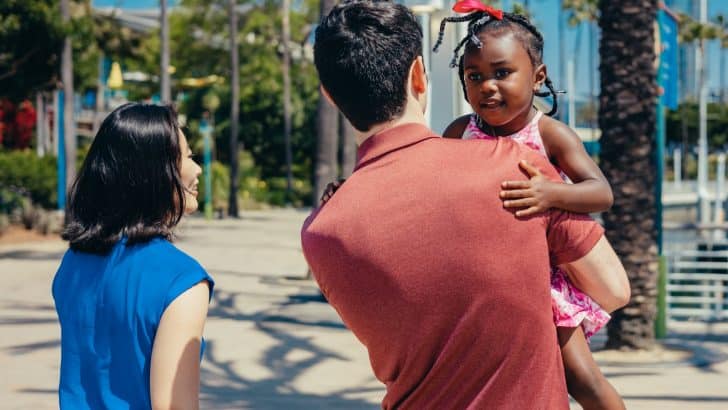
[178,131,202,215]
[462,31,545,135]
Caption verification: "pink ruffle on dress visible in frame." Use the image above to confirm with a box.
[463,112,610,339]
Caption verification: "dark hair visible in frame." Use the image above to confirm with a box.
[433,11,560,116]
[313,0,423,132]
[62,103,186,254]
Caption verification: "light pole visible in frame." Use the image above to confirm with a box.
[697,0,709,225]
[200,113,213,220]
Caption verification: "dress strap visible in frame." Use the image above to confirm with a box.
[530,110,543,125]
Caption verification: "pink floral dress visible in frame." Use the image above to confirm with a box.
[463,111,610,339]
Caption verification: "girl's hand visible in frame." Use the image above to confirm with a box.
[321,179,345,204]
[500,160,556,217]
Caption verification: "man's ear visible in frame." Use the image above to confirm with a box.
[533,64,547,92]
[409,56,427,95]
[320,85,338,109]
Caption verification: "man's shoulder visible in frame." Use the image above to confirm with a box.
[426,134,551,170]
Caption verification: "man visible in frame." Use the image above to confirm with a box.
[301,1,630,408]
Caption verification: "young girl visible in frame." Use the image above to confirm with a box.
[53,103,212,409]
[434,3,624,409]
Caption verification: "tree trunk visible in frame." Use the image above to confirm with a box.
[228,0,240,217]
[160,0,171,103]
[340,114,357,178]
[282,0,294,202]
[599,0,659,350]
[313,0,339,206]
[61,0,76,193]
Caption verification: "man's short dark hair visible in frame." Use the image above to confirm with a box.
[314,0,423,132]
[63,103,186,254]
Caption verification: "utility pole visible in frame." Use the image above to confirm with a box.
[697,0,709,225]
[282,0,294,201]
[160,0,171,102]
[60,0,76,203]
[228,0,240,217]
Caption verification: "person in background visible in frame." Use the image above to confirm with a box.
[53,103,212,409]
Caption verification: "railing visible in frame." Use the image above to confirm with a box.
[666,241,728,321]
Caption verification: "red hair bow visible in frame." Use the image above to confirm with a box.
[452,0,504,20]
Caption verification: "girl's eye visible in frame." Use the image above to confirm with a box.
[494,69,510,80]
[467,73,482,82]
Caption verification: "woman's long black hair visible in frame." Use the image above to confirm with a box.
[63,103,186,254]
[433,10,561,116]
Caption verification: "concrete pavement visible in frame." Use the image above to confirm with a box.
[1,208,727,409]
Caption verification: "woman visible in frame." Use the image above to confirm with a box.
[53,103,212,409]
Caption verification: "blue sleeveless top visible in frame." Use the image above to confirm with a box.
[52,237,214,409]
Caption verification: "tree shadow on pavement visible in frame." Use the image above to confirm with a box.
[201,288,379,409]
[3,339,60,355]
[0,249,65,261]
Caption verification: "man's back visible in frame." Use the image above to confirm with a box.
[302,124,601,409]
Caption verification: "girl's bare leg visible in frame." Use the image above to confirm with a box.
[558,326,626,410]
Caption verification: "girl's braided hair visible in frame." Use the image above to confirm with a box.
[433,10,560,116]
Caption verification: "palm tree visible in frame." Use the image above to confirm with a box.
[313,0,339,205]
[716,14,727,103]
[229,0,240,217]
[60,0,76,195]
[598,0,659,350]
[160,0,171,102]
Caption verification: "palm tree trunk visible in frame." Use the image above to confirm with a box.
[599,0,659,350]
[282,0,294,201]
[228,0,240,217]
[160,0,171,103]
[313,0,339,206]
[60,0,76,193]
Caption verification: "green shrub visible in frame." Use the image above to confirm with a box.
[0,150,57,210]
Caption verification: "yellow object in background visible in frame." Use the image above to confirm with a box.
[108,62,124,89]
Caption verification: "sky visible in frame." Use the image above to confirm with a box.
[93,0,728,100]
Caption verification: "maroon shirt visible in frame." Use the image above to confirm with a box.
[301,123,603,409]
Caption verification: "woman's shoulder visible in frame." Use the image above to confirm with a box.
[133,238,203,268]
[129,239,213,301]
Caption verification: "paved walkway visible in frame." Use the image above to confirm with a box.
[1,209,727,409]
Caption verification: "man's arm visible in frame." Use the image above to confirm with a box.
[559,236,630,313]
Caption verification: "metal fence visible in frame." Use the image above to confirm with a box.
[665,225,728,321]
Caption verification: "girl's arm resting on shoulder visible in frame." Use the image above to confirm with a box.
[442,114,471,139]
[540,119,613,213]
[150,280,211,410]
[559,236,630,313]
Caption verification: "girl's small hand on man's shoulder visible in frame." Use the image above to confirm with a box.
[500,160,557,217]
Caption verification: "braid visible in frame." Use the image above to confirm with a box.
[433,14,480,53]
[506,13,544,47]
[433,12,496,67]
[537,77,559,116]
